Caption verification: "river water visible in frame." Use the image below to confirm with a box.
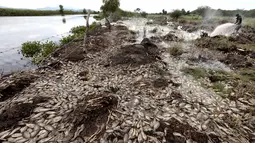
[0,15,95,74]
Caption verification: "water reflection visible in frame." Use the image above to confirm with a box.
[62,18,66,24]
[0,15,96,74]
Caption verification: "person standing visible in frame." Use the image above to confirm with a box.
[234,14,242,33]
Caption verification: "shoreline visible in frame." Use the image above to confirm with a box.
[0,18,254,142]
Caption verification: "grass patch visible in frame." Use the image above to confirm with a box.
[183,67,255,99]
[168,44,184,57]
[239,68,255,81]
[182,67,208,79]
[21,41,59,64]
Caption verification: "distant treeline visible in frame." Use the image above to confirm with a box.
[154,7,255,18]
[0,8,88,16]
[192,6,255,18]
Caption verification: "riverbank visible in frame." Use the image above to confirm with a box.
[0,18,254,142]
[0,8,89,16]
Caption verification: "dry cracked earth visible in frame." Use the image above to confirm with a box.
[0,19,254,143]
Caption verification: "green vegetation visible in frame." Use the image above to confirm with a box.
[0,8,83,16]
[240,68,255,81]
[21,41,59,64]
[21,41,41,57]
[59,5,65,16]
[170,10,182,20]
[168,44,184,57]
[182,67,255,98]
[60,35,76,45]
[182,67,209,79]
[100,0,120,27]
[21,22,99,64]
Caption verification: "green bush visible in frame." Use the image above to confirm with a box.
[21,41,41,57]
[182,67,209,79]
[21,40,58,64]
[60,35,76,45]
[170,10,182,20]
[41,41,59,57]
[93,15,103,20]
[168,44,184,57]
[71,26,86,35]
[141,12,148,18]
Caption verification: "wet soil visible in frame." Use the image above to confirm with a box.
[109,38,160,66]
[0,72,39,102]
[157,118,220,143]
[65,94,118,141]
[0,96,50,132]
[194,34,255,69]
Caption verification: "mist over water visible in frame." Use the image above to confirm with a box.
[210,23,237,37]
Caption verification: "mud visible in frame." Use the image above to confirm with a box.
[195,35,255,68]
[157,118,220,143]
[177,20,215,33]
[109,38,160,66]
[0,96,50,132]
[150,32,182,43]
[64,94,118,140]
[54,26,135,62]
[0,72,39,102]
[220,53,253,68]
[153,78,169,88]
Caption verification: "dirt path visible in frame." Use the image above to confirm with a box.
[0,18,254,143]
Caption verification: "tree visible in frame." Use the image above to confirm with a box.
[181,9,186,15]
[59,5,64,16]
[193,6,211,18]
[83,9,87,14]
[186,10,190,15]
[100,0,120,29]
[162,9,167,15]
[135,8,141,13]
[170,10,182,20]
[141,11,148,18]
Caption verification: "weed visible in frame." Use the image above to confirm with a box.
[240,68,255,81]
[21,41,41,57]
[182,67,208,79]
[168,44,184,57]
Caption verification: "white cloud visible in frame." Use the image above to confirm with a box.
[0,0,254,12]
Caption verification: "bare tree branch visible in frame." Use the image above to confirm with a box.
[84,10,91,46]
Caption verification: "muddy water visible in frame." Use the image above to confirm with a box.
[0,15,95,74]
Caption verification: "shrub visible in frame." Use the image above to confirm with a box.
[60,35,76,45]
[240,68,255,81]
[71,26,86,35]
[170,10,182,20]
[93,15,103,20]
[21,41,41,57]
[111,10,122,22]
[141,12,148,18]
[41,41,58,57]
[182,67,208,79]
[21,40,58,64]
[168,44,184,57]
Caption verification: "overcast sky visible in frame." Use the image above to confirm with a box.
[0,0,254,12]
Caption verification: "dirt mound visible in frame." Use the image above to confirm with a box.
[64,94,118,141]
[0,96,50,132]
[0,72,39,102]
[229,33,255,44]
[157,118,220,143]
[150,33,182,43]
[220,53,254,68]
[109,38,160,66]
[163,33,182,41]
[153,78,169,88]
[147,16,168,25]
